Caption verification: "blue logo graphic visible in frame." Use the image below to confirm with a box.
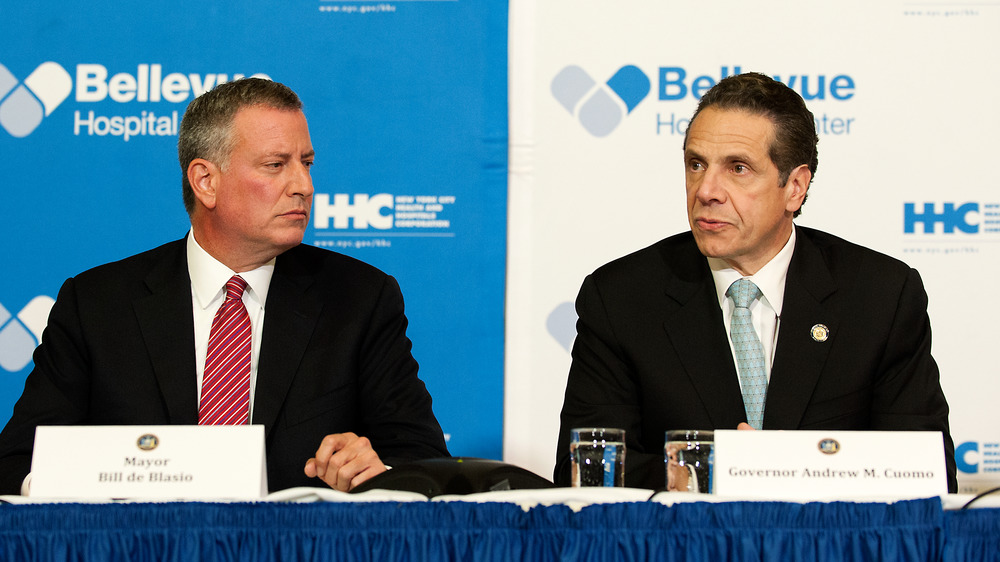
[657,66,855,102]
[904,202,979,234]
[552,65,650,137]
[546,301,578,352]
[956,440,1000,474]
[902,202,999,234]
[956,441,979,473]
[0,62,73,137]
[0,296,53,372]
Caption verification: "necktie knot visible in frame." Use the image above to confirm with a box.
[225,276,248,302]
[727,278,761,309]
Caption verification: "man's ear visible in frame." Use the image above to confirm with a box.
[187,158,220,210]
[784,164,811,214]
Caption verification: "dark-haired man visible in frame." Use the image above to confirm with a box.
[554,72,957,492]
[0,78,449,495]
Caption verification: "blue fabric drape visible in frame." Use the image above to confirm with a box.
[943,508,1000,562]
[0,498,953,562]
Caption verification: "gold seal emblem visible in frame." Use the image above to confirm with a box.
[810,324,829,342]
[137,434,159,451]
[818,438,840,454]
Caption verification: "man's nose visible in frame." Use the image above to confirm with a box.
[695,169,726,204]
[288,163,314,197]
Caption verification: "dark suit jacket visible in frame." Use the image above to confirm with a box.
[555,227,957,492]
[0,239,449,495]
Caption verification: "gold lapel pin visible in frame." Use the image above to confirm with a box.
[810,324,829,342]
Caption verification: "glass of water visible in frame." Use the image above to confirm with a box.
[570,428,626,487]
[665,429,713,493]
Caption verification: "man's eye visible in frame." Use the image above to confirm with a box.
[733,164,747,173]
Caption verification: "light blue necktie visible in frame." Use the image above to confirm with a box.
[727,278,768,430]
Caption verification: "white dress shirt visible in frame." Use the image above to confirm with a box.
[708,226,796,389]
[187,231,275,418]
[21,233,277,496]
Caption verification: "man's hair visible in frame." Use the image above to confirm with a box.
[178,77,303,214]
[686,72,818,216]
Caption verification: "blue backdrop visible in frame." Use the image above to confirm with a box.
[0,1,508,459]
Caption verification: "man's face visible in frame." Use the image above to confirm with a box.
[210,105,314,266]
[684,106,807,276]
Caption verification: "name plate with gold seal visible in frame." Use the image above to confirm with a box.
[30,425,267,500]
[713,430,948,500]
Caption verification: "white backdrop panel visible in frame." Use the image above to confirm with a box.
[507,0,1000,492]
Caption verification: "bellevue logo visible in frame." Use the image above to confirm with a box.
[546,301,577,353]
[0,62,73,138]
[0,296,54,372]
[2,61,269,140]
[552,65,651,137]
[553,64,857,138]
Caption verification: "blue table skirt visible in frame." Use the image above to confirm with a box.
[0,497,994,561]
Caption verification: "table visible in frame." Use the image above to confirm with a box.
[1,492,998,561]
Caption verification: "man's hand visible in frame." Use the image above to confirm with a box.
[737,423,756,430]
[303,432,387,492]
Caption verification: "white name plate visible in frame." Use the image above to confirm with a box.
[30,425,267,500]
[713,430,948,500]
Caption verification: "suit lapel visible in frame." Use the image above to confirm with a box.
[133,240,199,424]
[764,230,839,429]
[252,247,322,436]
[660,243,748,428]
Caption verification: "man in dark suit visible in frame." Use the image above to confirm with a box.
[0,78,449,495]
[554,72,957,492]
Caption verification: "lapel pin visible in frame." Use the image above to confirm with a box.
[810,324,829,342]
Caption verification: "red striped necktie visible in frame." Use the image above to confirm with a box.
[199,275,251,425]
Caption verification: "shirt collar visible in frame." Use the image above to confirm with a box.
[186,231,275,311]
[708,225,796,315]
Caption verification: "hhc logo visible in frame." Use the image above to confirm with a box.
[904,202,979,234]
[957,441,979,473]
[552,65,650,137]
[0,296,54,372]
[955,440,1000,475]
[313,193,394,229]
[0,62,73,137]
